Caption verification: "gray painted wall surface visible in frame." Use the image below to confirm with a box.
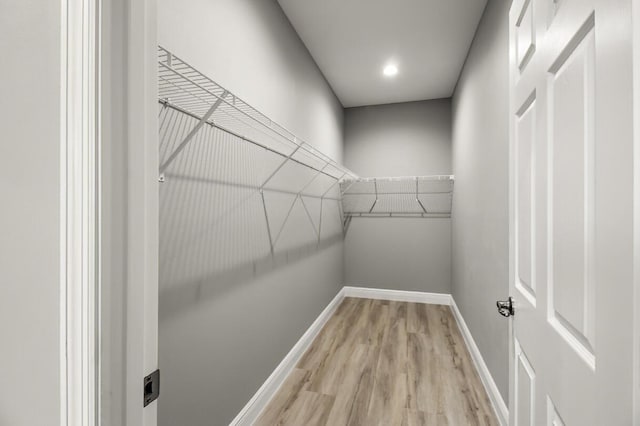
[157,0,345,424]
[344,100,452,177]
[343,100,452,293]
[451,0,510,403]
[0,0,61,424]
[344,218,452,293]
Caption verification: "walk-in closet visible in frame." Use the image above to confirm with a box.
[155,1,497,424]
[4,0,639,425]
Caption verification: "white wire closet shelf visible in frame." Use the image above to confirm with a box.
[340,175,454,218]
[158,46,358,271]
[157,46,357,184]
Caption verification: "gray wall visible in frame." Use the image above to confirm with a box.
[343,100,452,293]
[0,0,61,424]
[157,0,345,424]
[344,100,452,177]
[451,0,510,404]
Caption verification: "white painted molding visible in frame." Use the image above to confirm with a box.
[343,285,452,305]
[230,287,347,426]
[450,298,509,425]
[60,0,100,425]
[632,0,640,422]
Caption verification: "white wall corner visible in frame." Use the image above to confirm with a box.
[450,298,509,425]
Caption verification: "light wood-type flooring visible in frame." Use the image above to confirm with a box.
[255,297,498,426]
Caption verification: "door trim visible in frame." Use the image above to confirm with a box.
[99,0,159,424]
[633,0,640,422]
[60,0,101,424]
[60,0,160,424]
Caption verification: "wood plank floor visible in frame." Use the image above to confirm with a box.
[255,297,497,426]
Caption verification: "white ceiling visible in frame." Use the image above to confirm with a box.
[278,0,488,108]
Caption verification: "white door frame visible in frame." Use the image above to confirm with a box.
[100,0,159,425]
[60,0,101,426]
[60,0,100,424]
[61,0,159,425]
[634,0,640,422]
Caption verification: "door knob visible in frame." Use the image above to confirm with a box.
[496,297,514,317]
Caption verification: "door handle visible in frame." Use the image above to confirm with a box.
[496,297,514,317]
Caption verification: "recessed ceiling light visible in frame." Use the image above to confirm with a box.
[383,64,398,77]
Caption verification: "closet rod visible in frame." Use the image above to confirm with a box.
[159,99,345,182]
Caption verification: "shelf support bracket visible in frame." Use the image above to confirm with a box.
[294,162,330,238]
[416,177,428,214]
[343,215,352,234]
[340,180,357,197]
[321,172,346,200]
[297,162,330,197]
[259,143,302,190]
[260,189,274,256]
[159,90,228,174]
[317,172,346,244]
[368,178,378,213]
[271,195,300,249]
[299,196,319,239]
[264,162,338,251]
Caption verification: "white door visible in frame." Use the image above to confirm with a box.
[508,0,635,424]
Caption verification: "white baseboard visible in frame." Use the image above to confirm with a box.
[450,298,509,425]
[231,286,508,426]
[343,285,452,305]
[229,287,346,426]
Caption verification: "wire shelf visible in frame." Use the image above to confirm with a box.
[157,46,356,181]
[340,175,454,218]
[156,43,453,272]
[158,46,354,283]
